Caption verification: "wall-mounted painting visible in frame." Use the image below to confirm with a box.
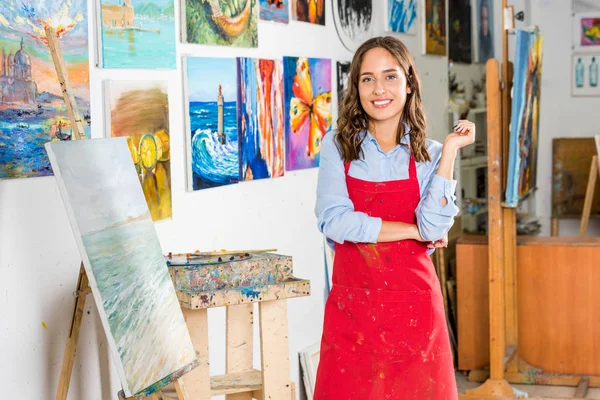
[184,57,240,190]
[45,138,196,397]
[424,0,446,56]
[105,80,171,222]
[331,0,373,52]
[97,0,176,69]
[237,57,285,180]
[506,29,543,207]
[260,0,289,24]
[292,0,325,25]
[0,0,90,180]
[572,12,600,52]
[448,0,471,63]
[336,61,350,108]
[571,53,600,97]
[183,0,258,47]
[283,56,332,171]
[475,0,494,63]
[386,0,417,34]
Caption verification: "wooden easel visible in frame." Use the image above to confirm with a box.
[579,154,600,237]
[462,3,600,399]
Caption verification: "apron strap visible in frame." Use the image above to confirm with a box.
[344,161,351,176]
[408,153,417,180]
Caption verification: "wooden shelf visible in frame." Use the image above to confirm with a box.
[211,370,263,396]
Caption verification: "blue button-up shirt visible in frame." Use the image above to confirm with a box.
[315,129,459,247]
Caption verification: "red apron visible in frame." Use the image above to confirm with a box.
[314,153,457,400]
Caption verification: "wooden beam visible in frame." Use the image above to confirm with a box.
[579,156,599,237]
[259,300,291,400]
[226,304,254,400]
[181,309,211,399]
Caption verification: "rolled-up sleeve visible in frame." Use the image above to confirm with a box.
[315,134,382,244]
[416,150,460,242]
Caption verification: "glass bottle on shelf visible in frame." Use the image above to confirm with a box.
[590,56,598,87]
[576,57,585,88]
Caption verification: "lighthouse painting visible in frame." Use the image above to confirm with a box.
[184,56,240,191]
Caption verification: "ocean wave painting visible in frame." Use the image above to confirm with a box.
[45,138,196,396]
[185,57,240,190]
[238,57,284,180]
[259,0,289,24]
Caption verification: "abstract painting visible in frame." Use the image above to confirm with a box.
[476,0,494,62]
[105,80,171,221]
[0,0,90,179]
[237,58,285,180]
[283,56,332,171]
[572,12,600,51]
[184,0,258,47]
[336,61,350,107]
[387,0,417,34]
[292,0,325,25]
[98,0,176,69]
[448,0,471,63]
[331,0,373,52]
[506,29,543,207]
[184,57,239,190]
[424,0,446,56]
[45,138,196,397]
[260,0,289,24]
[572,53,600,97]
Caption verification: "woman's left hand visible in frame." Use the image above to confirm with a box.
[427,234,448,249]
[444,119,475,152]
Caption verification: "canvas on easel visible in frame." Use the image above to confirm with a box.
[45,138,196,397]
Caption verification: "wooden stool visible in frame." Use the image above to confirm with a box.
[166,252,310,400]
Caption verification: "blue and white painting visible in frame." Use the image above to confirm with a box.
[185,57,239,191]
[260,0,289,24]
[387,0,417,34]
[45,138,196,396]
[99,0,176,69]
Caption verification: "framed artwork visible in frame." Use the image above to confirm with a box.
[572,53,600,97]
[292,0,325,25]
[475,0,494,63]
[424,0,446,56]
[506,29,543,207]
[331,0,373,52]
[336,61,350,107]
[260,0,290,23]
[299,343,321,400]
[386,0,417,34]
[572,12,600,52]
[448,0,471,63]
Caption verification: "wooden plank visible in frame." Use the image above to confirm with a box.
[56,264,88,400]
[574,377,589,398]
[460,235,600,247]
[259,300,291,400]
[210,370,262,396]
[226,303,254,400]
[181,308,211,400]
[176,278,311,310]
[551,216,559,236]
[173,380,188,400]
[579,156,598,236]
[503,208,517,348]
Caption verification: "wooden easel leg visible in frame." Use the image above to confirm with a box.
[56,263,89,400]
[503,209,518,348]
[551,217,559,236]
[259,300,291,400]
[226,303,254,400]
[181,308,211,400]
[579,155,598,237]
[173,379,188,399]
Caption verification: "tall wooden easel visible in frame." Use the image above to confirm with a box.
[579,137,600,236]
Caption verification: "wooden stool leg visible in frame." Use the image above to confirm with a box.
[259,300,291,400]
[181,308,211,400]
[226,303,254,400]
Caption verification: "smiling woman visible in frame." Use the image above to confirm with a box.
[313,36,475,400]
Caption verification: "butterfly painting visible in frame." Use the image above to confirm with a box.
[283,56,332,171]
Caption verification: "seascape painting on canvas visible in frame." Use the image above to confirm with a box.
[238,57,285,180]
[106,80,172,221]
[185,57,240,190]
[0,0,90,180]
[260,0,289,24]
[45,138,196,396]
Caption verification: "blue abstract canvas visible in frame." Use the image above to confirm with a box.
[388,0,417,34]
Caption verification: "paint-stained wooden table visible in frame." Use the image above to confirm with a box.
[166,251,310,400]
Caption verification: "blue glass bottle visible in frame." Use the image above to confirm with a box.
[590,57,598,87]
[576,57,585,88]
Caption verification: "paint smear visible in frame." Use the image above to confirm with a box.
[42,321,48,330]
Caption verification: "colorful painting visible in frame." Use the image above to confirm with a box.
[185,57,239,190]
[184,0,258,47]
[283,56,332,171]
[572,12,600,52]
[238,58,284,180]
[332,0,373,52]
[448,0,471,63]
[580,17,600,46]
[572,53,600,97]
[476,0,494,62]
[336,61,350,107]
[106,80,171,221]
[260,0,289,24]
[424,0,446,56]
[292,0,325,25]
[387,0,417,34]
[98,0,176,69]
[45,138,196,397]
[0,0,90,179]
[506,29,543,207]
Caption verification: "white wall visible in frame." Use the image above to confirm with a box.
[0,1,453,399]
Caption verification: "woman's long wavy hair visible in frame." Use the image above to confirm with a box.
[335,36,430,163]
